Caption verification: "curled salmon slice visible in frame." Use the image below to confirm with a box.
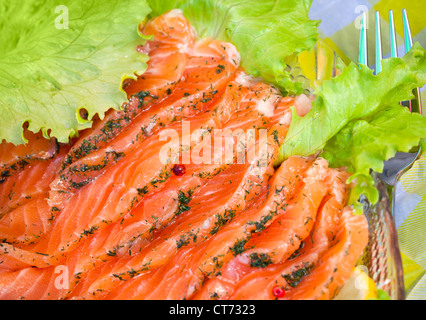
[283,206,368,300]
[0,69,279,271]
[64,85,290,299]
[214,194,367,300]
[123,9,195,98]
[0,79,291,299]
[84,156,312,300]
[239,162,350,265]
[0,147,68,244]
[0,10,369,301]
[0,149,65,218]
[193,163,350,299]
[0,195,52,245]
[49,39,240,211]
[0,114,212,269]
[0,129,58,184]
[200,191,344,300]
[61,9,195,171]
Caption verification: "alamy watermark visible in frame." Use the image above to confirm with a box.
[54,265,69,290]
[354,5,369,30]
[55,5,69,29]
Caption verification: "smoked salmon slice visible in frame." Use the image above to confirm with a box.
[0,125,281,298]
[192,162,351,299]
[0,147,67,244]
[283,206,368,300]
[87,156,313,300]
[223,205,367,300]
[61,9,195,170]
[0,68,285,271]
[0,195,53,245]
[41,89,287,298]
[0,117,206,269]
[123,8,196,98]
[211,180,363,300]
[0,129,58,184]
[48,40,240,211]
[0,11,370,301]
[0,150,65,217]
[6,84,291,299]
[194,201,338,298]
[66,155,311,299]
[62,94,292,299]
[236,165,350,265]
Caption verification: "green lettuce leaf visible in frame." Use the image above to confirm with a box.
[146,0,319,94]
[0,0,151,145]
[279,42,426,210]
[322,104,426,207]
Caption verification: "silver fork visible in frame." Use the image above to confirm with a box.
[356,10,424,299]
[358,9,423,216]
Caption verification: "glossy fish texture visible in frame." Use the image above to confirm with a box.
[0,10,369,301]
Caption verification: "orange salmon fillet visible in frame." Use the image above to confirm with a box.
[0,149,65,217]
[62,10,195,169]
[193,162,351,299]
[88,156,312,299]
[0,129,58,183]
[0,10,369,301]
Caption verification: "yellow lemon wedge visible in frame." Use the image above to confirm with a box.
[333,266,378,300]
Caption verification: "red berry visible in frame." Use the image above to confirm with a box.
[172,164,186,176]
[272,285,286,298]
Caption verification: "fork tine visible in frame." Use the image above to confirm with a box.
[388,9,407,109]
[358,11,368,65]
[370,9,422,112]
[389,10,409,108]
[389,10,398,58]
[375,11,383,74]
[391,9,423,218]
[402,9,413,52]
[401,9,413,112]
[402,9,422,114]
